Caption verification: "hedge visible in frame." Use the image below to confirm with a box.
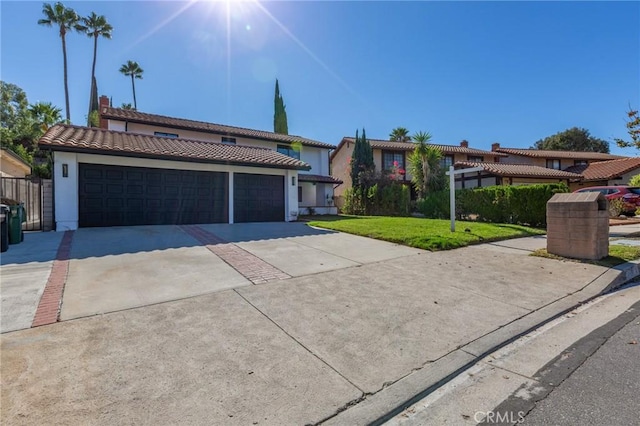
[417,183,569,227]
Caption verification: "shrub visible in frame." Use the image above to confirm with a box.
[609,198,625,217]
[342,171,410,216]
[629,174,640,187]
[417,183,569,227]
[416,191,450,219]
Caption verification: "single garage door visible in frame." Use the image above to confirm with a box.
[234,173,284,223]
[79,163,228,227]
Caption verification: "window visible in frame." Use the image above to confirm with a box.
[546,159,561,170]
[298,186,303,203]
[382,151,404,171]
[277,144,300,160]
[221,136,236,144]
[440,155,454,169]
[154,131,178,138]
[467,156,483,162]
[574,160,588,166]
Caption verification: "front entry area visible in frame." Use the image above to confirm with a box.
[78,164,228,227]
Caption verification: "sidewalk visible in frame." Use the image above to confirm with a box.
[2,228,639,425]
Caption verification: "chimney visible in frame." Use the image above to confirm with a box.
[491,142,500,152]
[99,95,109,129]
[460,140,469,148]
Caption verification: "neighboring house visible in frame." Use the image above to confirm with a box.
[330,138,505,199]
[1,148,31,178]
[565,157,640,190]
[98,98,339,217]
[491,143,623,169]
[454,161,582,189]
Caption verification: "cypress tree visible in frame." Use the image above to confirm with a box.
[350,128,375,187]
[274,79,289,134]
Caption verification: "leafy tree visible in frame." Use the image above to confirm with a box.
[82,12,112,125]
[350,128,375,188]
[273,79,288,134]
[38,2,85,122]
[120,103,133,110]
[408,131,444,198]
[1,81,60,177]
[629,174,640,187]
[1,82,39,151]
[614,106,640,150]
[532,127,609,153]
[389,127,411,142]
[119,60,144,110]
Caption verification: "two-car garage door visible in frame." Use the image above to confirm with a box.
[78,164,284,227]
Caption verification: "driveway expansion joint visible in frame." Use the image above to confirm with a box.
[32,230,74,328]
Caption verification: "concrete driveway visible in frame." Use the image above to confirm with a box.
[1,223,420,331]
[1,222,630,425]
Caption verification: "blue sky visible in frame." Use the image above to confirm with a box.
[2,1,638,155]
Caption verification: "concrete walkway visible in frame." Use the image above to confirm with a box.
[1,223,639,425]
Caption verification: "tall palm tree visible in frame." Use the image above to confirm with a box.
[119,61,144,110]
[38,2,85,123]
[83,12,112,124]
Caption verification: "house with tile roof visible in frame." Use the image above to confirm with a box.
[491,143,623,169]
[38,97,340,231]
[565,157,640,190]
[330,137,505,200]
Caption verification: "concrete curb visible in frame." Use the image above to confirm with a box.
[321,260,640,425]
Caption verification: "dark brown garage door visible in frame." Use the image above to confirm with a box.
[234,173,284,223]
[78,164,228,227]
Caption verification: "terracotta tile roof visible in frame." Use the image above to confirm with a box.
[455,161,583,179]
[564,157,640,181]
[333,137,507,158]
[495,147,623,160]
[298,174,343,184]
[38,125,311,170]
[101,107,335,149]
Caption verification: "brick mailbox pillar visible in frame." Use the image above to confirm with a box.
[546,192,609,260]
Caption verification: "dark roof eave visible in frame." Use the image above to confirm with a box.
[104,116,336,150]
[38,143,311,171]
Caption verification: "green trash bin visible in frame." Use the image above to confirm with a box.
[8,203,25,244]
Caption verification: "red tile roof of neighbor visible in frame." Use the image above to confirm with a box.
[39,125,311,170]
[298,174,343,184]
[332,137,507,159]
[101,107,336,149]
[494,147,623,160]
[455,161,583,179]
[564,157,640,181]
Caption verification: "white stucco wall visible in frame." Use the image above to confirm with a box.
[52,152,299,231]
[106,119,332,176]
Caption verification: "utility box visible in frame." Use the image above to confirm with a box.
[546,192,609,260]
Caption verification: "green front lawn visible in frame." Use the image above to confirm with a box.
[305,215,545,251]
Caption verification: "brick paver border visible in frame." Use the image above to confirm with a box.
[180,225,290,284]
[32,230,74,327]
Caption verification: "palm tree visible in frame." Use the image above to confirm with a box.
[389,127,411,142]
[408,131,443,198]
[29,102,63,132]
[38,2,85,123]
[119,61,144,110]
[83,12,112,124]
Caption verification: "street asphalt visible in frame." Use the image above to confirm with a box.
[1,222,639,425]
[521,301,640,426]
